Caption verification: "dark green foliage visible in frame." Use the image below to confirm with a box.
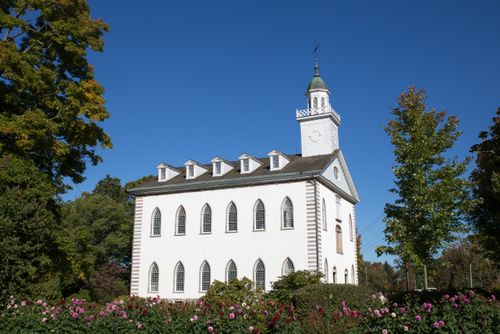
[203,278,262,307]
[0,155,62,302]
[270,270,323,303]
[378,86,472,268]
[470,107,500,265]
[89,262,129,303]
[292,283,377,315]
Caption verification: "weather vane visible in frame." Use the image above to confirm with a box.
[313,42,320,60]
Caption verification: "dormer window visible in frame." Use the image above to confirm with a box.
[272,156,279,169]
[157,163,181,182]
[243,159,249,172]
[239,154,262,174]
[188,165,194,177]
[159,168,166,181]
[214,161,221,174]
[185,160,208,179]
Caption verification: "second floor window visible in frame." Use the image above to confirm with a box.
[254,200,265,230]
[176,206,186,235]
[151,208,161,236]
[282,197,293,229]
[202,204,212,233]
[227,202,237,232]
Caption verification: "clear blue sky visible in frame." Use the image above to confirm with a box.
[71,0,500,263]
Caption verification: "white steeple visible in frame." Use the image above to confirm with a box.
[296,60,341,157]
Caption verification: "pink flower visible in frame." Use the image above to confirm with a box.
[120,310,128,319]
[71,312,78,318]
[382,329,388,334]
[76,306,85,314]
[208,326,214,332]
[42,317,47,322]
[248,326,254,332]
[191,315,198,321]
[51,316,57,321]
[36,300,43,305]
[136,322,143,329]
[229,312,235,319]
[415,315,421,321]
[229,306,235,310]
[438,320,445,327]
[263,310,269,316]
[432,321,440,328]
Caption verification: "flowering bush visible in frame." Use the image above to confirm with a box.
[0,290,497,333]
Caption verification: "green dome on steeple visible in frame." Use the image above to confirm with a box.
[306,60,329,91]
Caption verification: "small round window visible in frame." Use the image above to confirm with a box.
[333,166,339,180]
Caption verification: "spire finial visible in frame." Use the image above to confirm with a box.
[314,59,320,77]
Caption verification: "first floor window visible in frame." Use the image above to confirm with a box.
[149,262,159,292]
[174,262,185,292]
[344,269,349,284]
[201,261,211,292]
[282,258,295,276]
[333,267,337,283]
[254,259,265,290]
[226,260,237,282]
[324,259,329,283]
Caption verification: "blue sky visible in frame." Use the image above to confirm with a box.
[72,0,500,263]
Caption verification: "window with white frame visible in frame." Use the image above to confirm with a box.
[336,195,341,220]
[254,200,265,230]
[227,202,237,232]
[160,168,166,180]
[188,164,194,177]
[200,261,211,292]
[344,269,349,284]
[242,158,249,172]
[332,267,337,283]
[322,199,327,231]
[254,259,265,290]
[336,225,343,254]
[151,208,161,236]
[214,161,221,175]
[313,97,318,109]
[174,262,184,292]
[321,97,325,108]
[324,259,329,283]
[176,206,186,235]
[226,260,237,282]
[149,262,159,292]
[271,155,279,169]
[349,214,353,241]
[202,204,212,233]
[282,197,293,229]
[282,258,295,276]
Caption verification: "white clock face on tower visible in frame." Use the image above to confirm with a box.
[308,130,322,143]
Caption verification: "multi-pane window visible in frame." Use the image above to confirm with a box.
[322,199,327,230]
[254,260,265,290]
[336,225,343,254]
[282,258,295,276]
[272,155,279,169]
[324,259,329,283]
[175,262,185,292]
[313,97,318,109]
[202,204,212,233]
[226,260,237,282]
[349,214,353,241]
[282,197,293,229]
[344,269,349,284]
[227,202,237,232]
[160,168,166,180]
[151,208,161,236]
[149,263,159,292]
[201,261,211,292]
[254,200,265,230]
[188,165,194,177]
[176,206,186,235]
[336,195,341,220]
[332,267,337,283]
[321,97,325,108]
[243,159,249,172]
[214,161,221,174]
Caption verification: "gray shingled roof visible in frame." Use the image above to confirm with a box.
[128,153,336,196]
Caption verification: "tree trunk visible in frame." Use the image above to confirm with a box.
[423,264,428,290]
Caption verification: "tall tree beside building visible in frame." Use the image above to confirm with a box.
[469,108,500,264]
[377,86,472,289]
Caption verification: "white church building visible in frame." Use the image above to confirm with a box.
[128,61,360,300]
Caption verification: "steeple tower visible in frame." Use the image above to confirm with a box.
[296,60,341,157]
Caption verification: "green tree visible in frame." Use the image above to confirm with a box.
[270,270,323,303]
[377,86,472,289]
[0,0,111,187]
[469,108,500,264]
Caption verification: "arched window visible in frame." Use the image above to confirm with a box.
[176,206,186,235]
[254,259,265,290]
[345,269,349,284]
[336,225,343,254]
[226,260,237,282]
[351,265,355,284]
[282,197,294,229]
[349,214,353,241]
[282,258,295,276]
[227,202,237,232]
[202,204,212,233]
[322,199,327,231]
[332,267,337,283]
[313,97,318,109]
[174,262,185,292]
[324,259,329,283]
[254,200,265,230]
[321,97,325,108]
[151,208,161,236]
[200,261,211,292]
[149,262,159,292]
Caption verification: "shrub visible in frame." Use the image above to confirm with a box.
[203,277,262,307]
[293,283,377,315]
[270,270,323,303]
